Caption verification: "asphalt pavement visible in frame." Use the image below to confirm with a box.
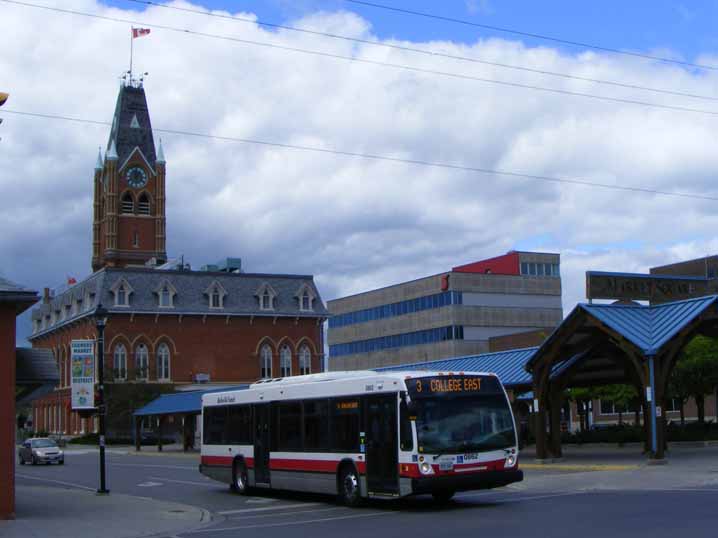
[6,446,718,538]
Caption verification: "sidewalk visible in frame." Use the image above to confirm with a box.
[1,485,210,538]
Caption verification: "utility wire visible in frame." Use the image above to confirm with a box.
[4,108,717,202]
[5,0,718,118]
[123,0,718,103]
[346,0,718,72]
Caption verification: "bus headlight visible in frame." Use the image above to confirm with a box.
[505,454,517,468]
[419,458,434,475]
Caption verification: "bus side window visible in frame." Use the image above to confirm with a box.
[277,402,302,451]
[331,398,360,452]
[204,406,228,445]
[226,405,253,444]
[399,398,413,451]
[304,399,329,451]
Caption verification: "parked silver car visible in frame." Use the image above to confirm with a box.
[18,438,65,465]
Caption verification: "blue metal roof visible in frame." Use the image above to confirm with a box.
[133,386,248,416]
[580,295,718,355]
[376,347,538,388]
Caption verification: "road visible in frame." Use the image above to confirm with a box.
[14,448,718,538]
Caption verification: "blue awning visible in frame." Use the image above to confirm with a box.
[133,386,248,417]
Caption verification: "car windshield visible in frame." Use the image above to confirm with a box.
[31,439,57,448]
[414,394,516,454]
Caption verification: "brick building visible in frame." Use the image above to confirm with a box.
[328,251,562,370]
[28,78,328,437]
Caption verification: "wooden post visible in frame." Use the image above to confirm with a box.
[157,416,164,452]
[134,416,141,452]
[549,389,563,459]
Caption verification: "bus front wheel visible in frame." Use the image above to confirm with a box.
[338,465,363,507]
[231,460,249,495]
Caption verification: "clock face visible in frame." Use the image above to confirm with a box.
[126,167,148,189]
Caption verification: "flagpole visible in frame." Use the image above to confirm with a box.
[129,26,134,80]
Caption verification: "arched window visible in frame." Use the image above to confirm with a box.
[280,345,292,377]
[135,344,149,381]
[159,285,172,307]
[260,344,272,379]
[114,344,127,381]
[299,345,311,375]
[157,343,170,381]
[300,292,312,311]
[261,290,273,310]
[138,193,150,215]
[121,192,134,214]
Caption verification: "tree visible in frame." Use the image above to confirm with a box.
[667,359,692,426]
[595,385,638,426]
[566,387,596,432]
[673,336,718,424]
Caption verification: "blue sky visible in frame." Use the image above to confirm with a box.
[104,0,718,64]
[5,1,718,347]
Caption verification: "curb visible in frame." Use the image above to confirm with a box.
[522,463,640,471]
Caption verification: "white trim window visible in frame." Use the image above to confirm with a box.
[256,282,277,311]
[111,279,133,307]
[260,344,272,379]
[295,283,316,312]
[300,292,312,311]
[261,291,273,310]
[114,344,127,381]
[205,281,227,310]
[155,279,177,308]
[157,343,171,381]
[280,345,292,377]
[299,344,311,375]
[135,344,149,381]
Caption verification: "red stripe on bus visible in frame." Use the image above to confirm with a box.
[201,455,255,469]
[270,458,366,474]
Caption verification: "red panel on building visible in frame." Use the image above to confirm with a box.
[452,251,520,275]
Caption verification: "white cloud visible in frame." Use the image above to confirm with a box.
[2,1,718,343]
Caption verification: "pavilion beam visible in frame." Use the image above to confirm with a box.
[134,416,141,452]
[548,387,564,459]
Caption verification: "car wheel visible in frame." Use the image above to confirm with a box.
[231,460,249,495]
[338,465,363,507]
[31,455,37,466]
[431,490,455,504]
[18,455,25,465]
[59,460,64,465]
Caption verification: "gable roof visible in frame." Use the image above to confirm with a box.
[579,295,718,355]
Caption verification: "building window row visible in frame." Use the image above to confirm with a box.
[328,291,462,329]
[329,325,464,358]
[113,342,171,382]
[259,343,313,379]
[35,291,96,333]
[520,262,560,277]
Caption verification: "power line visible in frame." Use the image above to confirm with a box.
[5,0,718,118]
[345,0,718,72]
[4,107,717,202]
[123,0,718,103]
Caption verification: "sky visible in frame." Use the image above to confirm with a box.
[3,0,718,346]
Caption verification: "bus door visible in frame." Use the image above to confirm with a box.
[364,394,399,495]
[254,403,271,485]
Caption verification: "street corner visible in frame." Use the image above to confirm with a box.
[2,485,210,538]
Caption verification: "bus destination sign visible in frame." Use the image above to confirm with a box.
[406,375,501,397]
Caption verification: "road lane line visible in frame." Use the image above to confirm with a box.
[109,462,196,470]
[16,473,95,492]
[148,476,220,487]
[497,491,585,503]
[226,507,345,521]
[182,510,392,533]
[218,502,321,515]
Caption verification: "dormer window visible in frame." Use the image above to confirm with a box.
[138,193,150,215]
[255,282,277,311]
[111,278,133,307]
[64,305,71,320]
[121,192,134,214]
[205,281,227,310]
[295,283,316,312]
[154,279,177,308]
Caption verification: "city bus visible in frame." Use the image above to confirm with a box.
[199,370,522,505]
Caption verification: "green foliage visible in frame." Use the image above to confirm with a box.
[104,383,175,436]
[670,335,718,423]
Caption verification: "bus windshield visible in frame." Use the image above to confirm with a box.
[414,395,516,454]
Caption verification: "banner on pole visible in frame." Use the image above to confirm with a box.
[71,340,96,410]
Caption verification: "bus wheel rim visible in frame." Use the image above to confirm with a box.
[344,472,358,497]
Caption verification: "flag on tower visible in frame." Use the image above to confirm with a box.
[132,27,151,38]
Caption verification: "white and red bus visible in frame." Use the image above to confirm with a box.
[199,370,522,505]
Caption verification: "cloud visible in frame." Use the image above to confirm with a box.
[2,1,718,345]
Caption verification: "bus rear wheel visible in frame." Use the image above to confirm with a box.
[338,465,363,507]
[432,490,455,504]
[231,460,249,495]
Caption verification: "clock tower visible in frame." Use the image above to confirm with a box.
[92,78,167,271]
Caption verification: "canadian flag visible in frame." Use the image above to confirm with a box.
[132,27,151,38]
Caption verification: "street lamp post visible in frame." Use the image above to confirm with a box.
[95,304,109,494]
